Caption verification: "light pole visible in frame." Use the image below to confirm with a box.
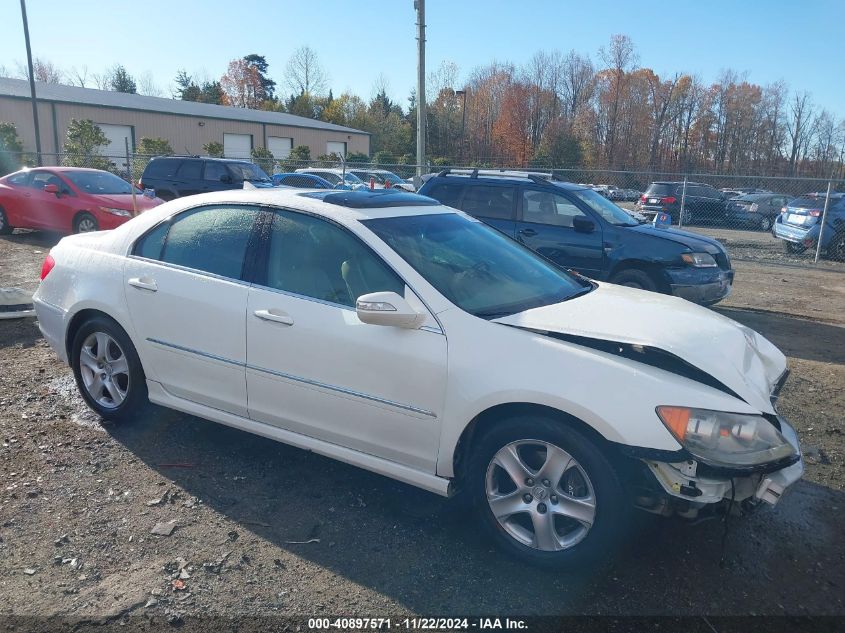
[19,0,43,165]
[414,0,425,180]
[455,89,467,165]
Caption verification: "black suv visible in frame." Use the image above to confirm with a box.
[637,181,728,225]
[139,156,274,200]
[418,170,734,305]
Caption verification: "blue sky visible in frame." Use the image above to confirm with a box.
[1,0,842,115]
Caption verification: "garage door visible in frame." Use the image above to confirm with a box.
[224,133,252,158]
[326,141,347,158]
[97,123,134,169]
[267,137,293,159]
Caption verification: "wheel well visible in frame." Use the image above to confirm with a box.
[65,308,116,359]
[451,403,621,486]
[608,259,671,293]
[72,210,94,228]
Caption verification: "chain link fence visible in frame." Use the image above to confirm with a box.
[2,150,843,268]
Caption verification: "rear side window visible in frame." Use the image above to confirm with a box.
[425,182,465,209]
[7,172,30,186]
[144,158,179,178]
[136,205,259,280]
[177,160,203,180]
[306,171,339,185]
[461,185,515,220]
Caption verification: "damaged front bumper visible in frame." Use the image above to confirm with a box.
[636,418,804,519]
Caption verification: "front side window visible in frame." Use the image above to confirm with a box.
[461,185,515,220]
[570,188,637,226]
[522,190,585,228]
[29,171,62,191]
[7,171,30,186]
[263,210,404,307]
[365,213,590,318]
[228,162,271,183]
[309,171,340,185]
[425,182,465,209]
[134,205,259,280]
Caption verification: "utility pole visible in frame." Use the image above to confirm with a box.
[414,0,425,179]
[19,0,43,166]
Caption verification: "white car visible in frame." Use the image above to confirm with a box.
[33,188,803,567]
[347,169,416,192]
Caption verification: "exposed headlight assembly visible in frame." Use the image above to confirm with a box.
[656,406,797,467]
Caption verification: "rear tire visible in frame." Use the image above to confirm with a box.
[70,316,148,423]
[73,212,98,233]
[784,241,806,255]
[0,207,13,235]
[467,416,628,568]
[759,216,773,232]
[610,269,658,292]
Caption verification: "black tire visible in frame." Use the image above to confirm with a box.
[73,212,99,233]
[0,207,13,235]
[610,268,658,292]
[759,216,773,232]
[70,315,148,423]
[827,233,845,262]
[784,241,806,254]
[466,416,629,568]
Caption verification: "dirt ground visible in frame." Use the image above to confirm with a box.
[1,230,844,625]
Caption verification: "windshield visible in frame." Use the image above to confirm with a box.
[342,173,365,185]
[62,170,135,195]
[228,163,271,182]
[364,213,591,318]
[570,188,638,226]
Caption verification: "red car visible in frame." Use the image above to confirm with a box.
[0,167,163,235]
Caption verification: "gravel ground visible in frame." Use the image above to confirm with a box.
[1,230,843,624]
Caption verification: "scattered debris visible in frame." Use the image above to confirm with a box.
[151,520,178,537]
[54,534,69,546]
[146,489,171,506]
[171,579,186,591]
[179,568,191,580]
[284,538,320,545]
[23,568,36,575]
[144,597,159,608]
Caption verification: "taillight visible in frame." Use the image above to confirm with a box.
[640,194,647,202]
[138,178,143,189]
[661,196,677,204]
[781,206,787,214]
[40,254,55,280]
[808,210,821,217]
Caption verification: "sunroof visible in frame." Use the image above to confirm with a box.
[298,190,440,208]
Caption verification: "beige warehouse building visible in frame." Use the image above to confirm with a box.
[0,77,369,163]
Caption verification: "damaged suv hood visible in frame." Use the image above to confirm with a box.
[494,283,785,414]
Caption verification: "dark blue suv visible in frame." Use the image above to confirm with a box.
[418,170,734,305]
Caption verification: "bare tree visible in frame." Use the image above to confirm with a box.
[560,50,594,122]
[14,57,63,83]
[283,46,328,96]
[786,91,814,174]
[68,65,90,87]
[598,34,638,165]
[137,71,163,97]
[92,69,113,91]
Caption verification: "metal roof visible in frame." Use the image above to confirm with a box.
[0,77,369,136]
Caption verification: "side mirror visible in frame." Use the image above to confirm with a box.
[573,216,596,233]
[356,291,425,329]
[44,183,60,195]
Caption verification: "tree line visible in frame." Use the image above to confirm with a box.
[2,35,843,178]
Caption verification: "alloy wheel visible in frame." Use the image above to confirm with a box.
[78,332,130,409]
[485,440,596,551]
[77,217,97,232]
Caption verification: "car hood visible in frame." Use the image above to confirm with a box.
[627,224,725,254]
[95,193,163,211]
[494,283,785,414]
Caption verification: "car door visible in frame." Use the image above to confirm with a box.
[245,208,447,472]
[460,183,517,237]
[0,171,34,228]
[26,170,72,230]
[202,161,232,192]
[514,187,604,277]
[123,204,261,417]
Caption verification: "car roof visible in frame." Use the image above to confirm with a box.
[150,156,251,164]
[428,169,587,191]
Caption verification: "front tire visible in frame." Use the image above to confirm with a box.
[74,212,99,233]
[70,316,148,422]
[610,268,658,292]
[467,416,628,568]
[0,207,13,235]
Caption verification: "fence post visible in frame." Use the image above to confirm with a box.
[678,176,688,227]
[813,181,833,263]
[125,137,137,217]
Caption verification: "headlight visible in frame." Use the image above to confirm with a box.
[749,203,759,212]
[657,406,797,467]
[681,252,717,267]
[100,207,132,217]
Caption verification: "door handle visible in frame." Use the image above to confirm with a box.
[127,277,158,292]
[518,228,538,237]
[254,309,294,326]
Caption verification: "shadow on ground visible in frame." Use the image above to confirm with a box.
[105,405,845,616]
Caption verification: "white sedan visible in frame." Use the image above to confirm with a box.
[33,188,803,567]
